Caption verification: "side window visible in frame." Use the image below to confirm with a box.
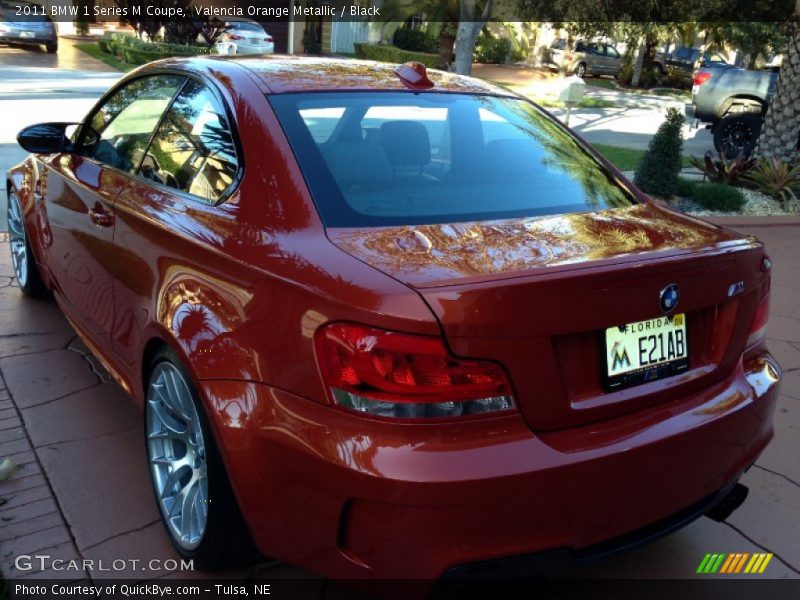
[86,75,186,173]
[138,79,239,202]
[605,46,620,59]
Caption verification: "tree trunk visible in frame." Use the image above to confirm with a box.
[439,30,456,70]
[631,38,645,87]
[453,0,495,75]
[454,21,481,74]
[755,16,800,161]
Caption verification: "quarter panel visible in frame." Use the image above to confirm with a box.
[109,70,438,405]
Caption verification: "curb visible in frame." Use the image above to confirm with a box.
[704,215,800,227]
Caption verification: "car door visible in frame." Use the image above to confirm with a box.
[584,43,604,74]
[110,78,240,371]
[604,44,622,74]
[42,74,186,347]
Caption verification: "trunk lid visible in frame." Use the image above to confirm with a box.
[327,203,768,430]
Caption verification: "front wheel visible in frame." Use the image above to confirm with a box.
[713,113,762,159]
[145,349,257,570]
[575,63,587,78]
[7,191,48,297]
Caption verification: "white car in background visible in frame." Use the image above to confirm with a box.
[217,19,273,55]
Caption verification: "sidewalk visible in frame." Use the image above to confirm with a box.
[1,223,799,586]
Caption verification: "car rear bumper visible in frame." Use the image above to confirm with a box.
[199,351,779,581]
[231,43,274,55]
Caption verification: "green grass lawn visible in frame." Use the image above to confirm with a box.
[75,42,134,72]
[592,144,692,171]
[585,77,619,90]
[533,96,617,109]
[650,87,691,100]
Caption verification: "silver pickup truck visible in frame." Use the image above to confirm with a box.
[685,66,778,157]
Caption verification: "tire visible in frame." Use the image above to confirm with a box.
[6,190,48,298]
[145,348,258,570]
[45,42,58,54]
[575,63,587,78]
[713,113,762,159]
[654,62,666,75]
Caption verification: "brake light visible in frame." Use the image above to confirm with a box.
[565,52,573,61]
[264,36,272,43]
[228,34,245,41]
[746,288,770,349]
[314,323,515,419]
[693,71,712,86]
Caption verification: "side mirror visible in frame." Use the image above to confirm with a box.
[16,122,97,154]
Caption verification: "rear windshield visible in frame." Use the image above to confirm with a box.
[269,92,635,227]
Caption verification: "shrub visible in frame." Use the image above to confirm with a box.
[690,182,747,212]
[354,43,439,69]
[676,177,697,197]
[634,107,685,197]
[393,28,438,54]
[689,151,755,185]
[475,33,511,64]
[744,158,800,208]
[100,33,208,64]
[664,66,690,89]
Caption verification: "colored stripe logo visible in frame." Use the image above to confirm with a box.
[696,553,773,574]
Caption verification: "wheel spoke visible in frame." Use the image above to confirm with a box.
[146,362,209,551]
[7,193,28,287]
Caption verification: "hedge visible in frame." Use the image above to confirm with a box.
[354,43,439,69]
[100,32,209,65]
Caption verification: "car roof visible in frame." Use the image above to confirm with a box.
[182,55,512,95]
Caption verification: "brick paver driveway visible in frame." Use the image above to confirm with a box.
[1,224,798,590]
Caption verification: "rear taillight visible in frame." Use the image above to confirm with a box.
[228,34,245,41]
[314,323,515,419]
[565,52,573,61]
[264,36,272,43]
[693,71,712,86]
[746,288,771,349]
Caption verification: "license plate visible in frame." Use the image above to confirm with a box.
[604,314,689,390]
[20,31,35,38]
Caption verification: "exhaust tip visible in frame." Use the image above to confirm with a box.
[706,483,749,522]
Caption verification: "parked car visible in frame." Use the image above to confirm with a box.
[686,65,778,157]
[8,56,779,581]
[0,0,57,53]
[546,38,623,78]
[216,18,273,54]
[654,45,730,75]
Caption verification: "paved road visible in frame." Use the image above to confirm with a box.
[473,64,715,156]
[0,38,121,231]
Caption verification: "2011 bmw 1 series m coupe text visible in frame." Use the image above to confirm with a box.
[7,56,780,584]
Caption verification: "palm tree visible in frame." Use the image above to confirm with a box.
[756,1,800,162]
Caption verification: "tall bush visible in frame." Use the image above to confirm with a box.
[634,107,685,197]
[393,28,438,54]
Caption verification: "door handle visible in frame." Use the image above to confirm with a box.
[88,206,113,227]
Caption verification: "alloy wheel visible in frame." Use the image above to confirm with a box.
[7,192,28,288]
[720,120,754,158]
[146,362,209,551]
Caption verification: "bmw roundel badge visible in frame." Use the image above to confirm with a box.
[659,284,680,314]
